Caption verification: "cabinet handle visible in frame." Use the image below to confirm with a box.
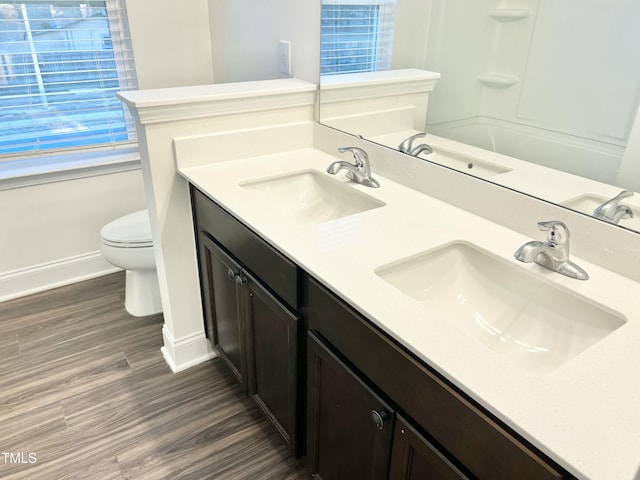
[227,268,236,281]
[235,274,246,286]
[370,409,389,430]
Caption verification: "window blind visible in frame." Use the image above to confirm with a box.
[0,0,138,158]
[321,0,396,75]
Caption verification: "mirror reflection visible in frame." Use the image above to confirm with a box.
[318,0,640,233]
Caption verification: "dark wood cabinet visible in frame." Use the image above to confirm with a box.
[389,415,468,480]
[192,186,303,457]
[307,332,395,480]
[245,273,301,454]
[198,232,248,390]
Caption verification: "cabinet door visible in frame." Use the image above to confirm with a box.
[245,273,301,456]
[307,332,394,480]
[198,233,248,390]
[390,415,469,480]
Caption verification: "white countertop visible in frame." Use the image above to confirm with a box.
[179,148,640,480]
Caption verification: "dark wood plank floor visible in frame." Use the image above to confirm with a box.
[0,272,307,479]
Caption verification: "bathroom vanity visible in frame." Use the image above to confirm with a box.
[181,147,640,479]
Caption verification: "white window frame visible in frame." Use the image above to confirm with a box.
[321,0,397,75]
[0,0,139,187]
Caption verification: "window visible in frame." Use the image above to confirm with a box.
[321,0,396,75]
[0,0,137,158]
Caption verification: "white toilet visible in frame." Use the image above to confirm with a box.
[100,210,163,317]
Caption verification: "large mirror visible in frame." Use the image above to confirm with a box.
[318,0,640,234]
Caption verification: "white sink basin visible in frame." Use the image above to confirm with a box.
[560,193,640,231]
[424,147,512,179]
[240,170,385,225]
[375,242,625,373]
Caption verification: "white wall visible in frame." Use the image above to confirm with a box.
[0,171,147,301]
[208,0,320,84]
[391,0,431,70]
[0,0,215,301]
[618,106,640,191]
[126,0,214,88]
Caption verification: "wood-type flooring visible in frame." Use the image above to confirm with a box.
[0,272,307,479]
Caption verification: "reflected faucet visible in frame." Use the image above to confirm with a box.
[593,190,634,224]
[327,146,380,188]
[409,143,434,156]
[514,221,589,280]
[398,132,433,156]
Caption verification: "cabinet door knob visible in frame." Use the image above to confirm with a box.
[370,409,389,430]
[227,268,236,281]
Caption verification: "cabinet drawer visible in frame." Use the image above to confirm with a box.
[192,185,300,309]
[307,277,567,480]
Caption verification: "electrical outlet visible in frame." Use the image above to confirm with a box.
[278,40,291,76]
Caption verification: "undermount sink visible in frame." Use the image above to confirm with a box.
[560,193,640,231]
[375,242,625,373]
[240,170,385,225]
[424,147,512,179]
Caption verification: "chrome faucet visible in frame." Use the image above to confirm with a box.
[409,143,434,156]
[593,190,634,224]
[398,132,433,156]
[327,146,380,188]
[514,221,589,280]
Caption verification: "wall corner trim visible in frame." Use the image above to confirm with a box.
[160,325,217,373]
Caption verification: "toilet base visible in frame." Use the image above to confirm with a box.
[125,269,163,317]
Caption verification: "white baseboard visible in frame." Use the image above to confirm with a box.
[0,251,120,303]
[161,324,217,373]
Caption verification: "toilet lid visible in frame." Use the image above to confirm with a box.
[101,210,153,246]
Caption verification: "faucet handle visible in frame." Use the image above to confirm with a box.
[537,220,569,246]
[398,132,426,153]
[593,190,634,223]
[611,190,634,201]
[338,146,369,167]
